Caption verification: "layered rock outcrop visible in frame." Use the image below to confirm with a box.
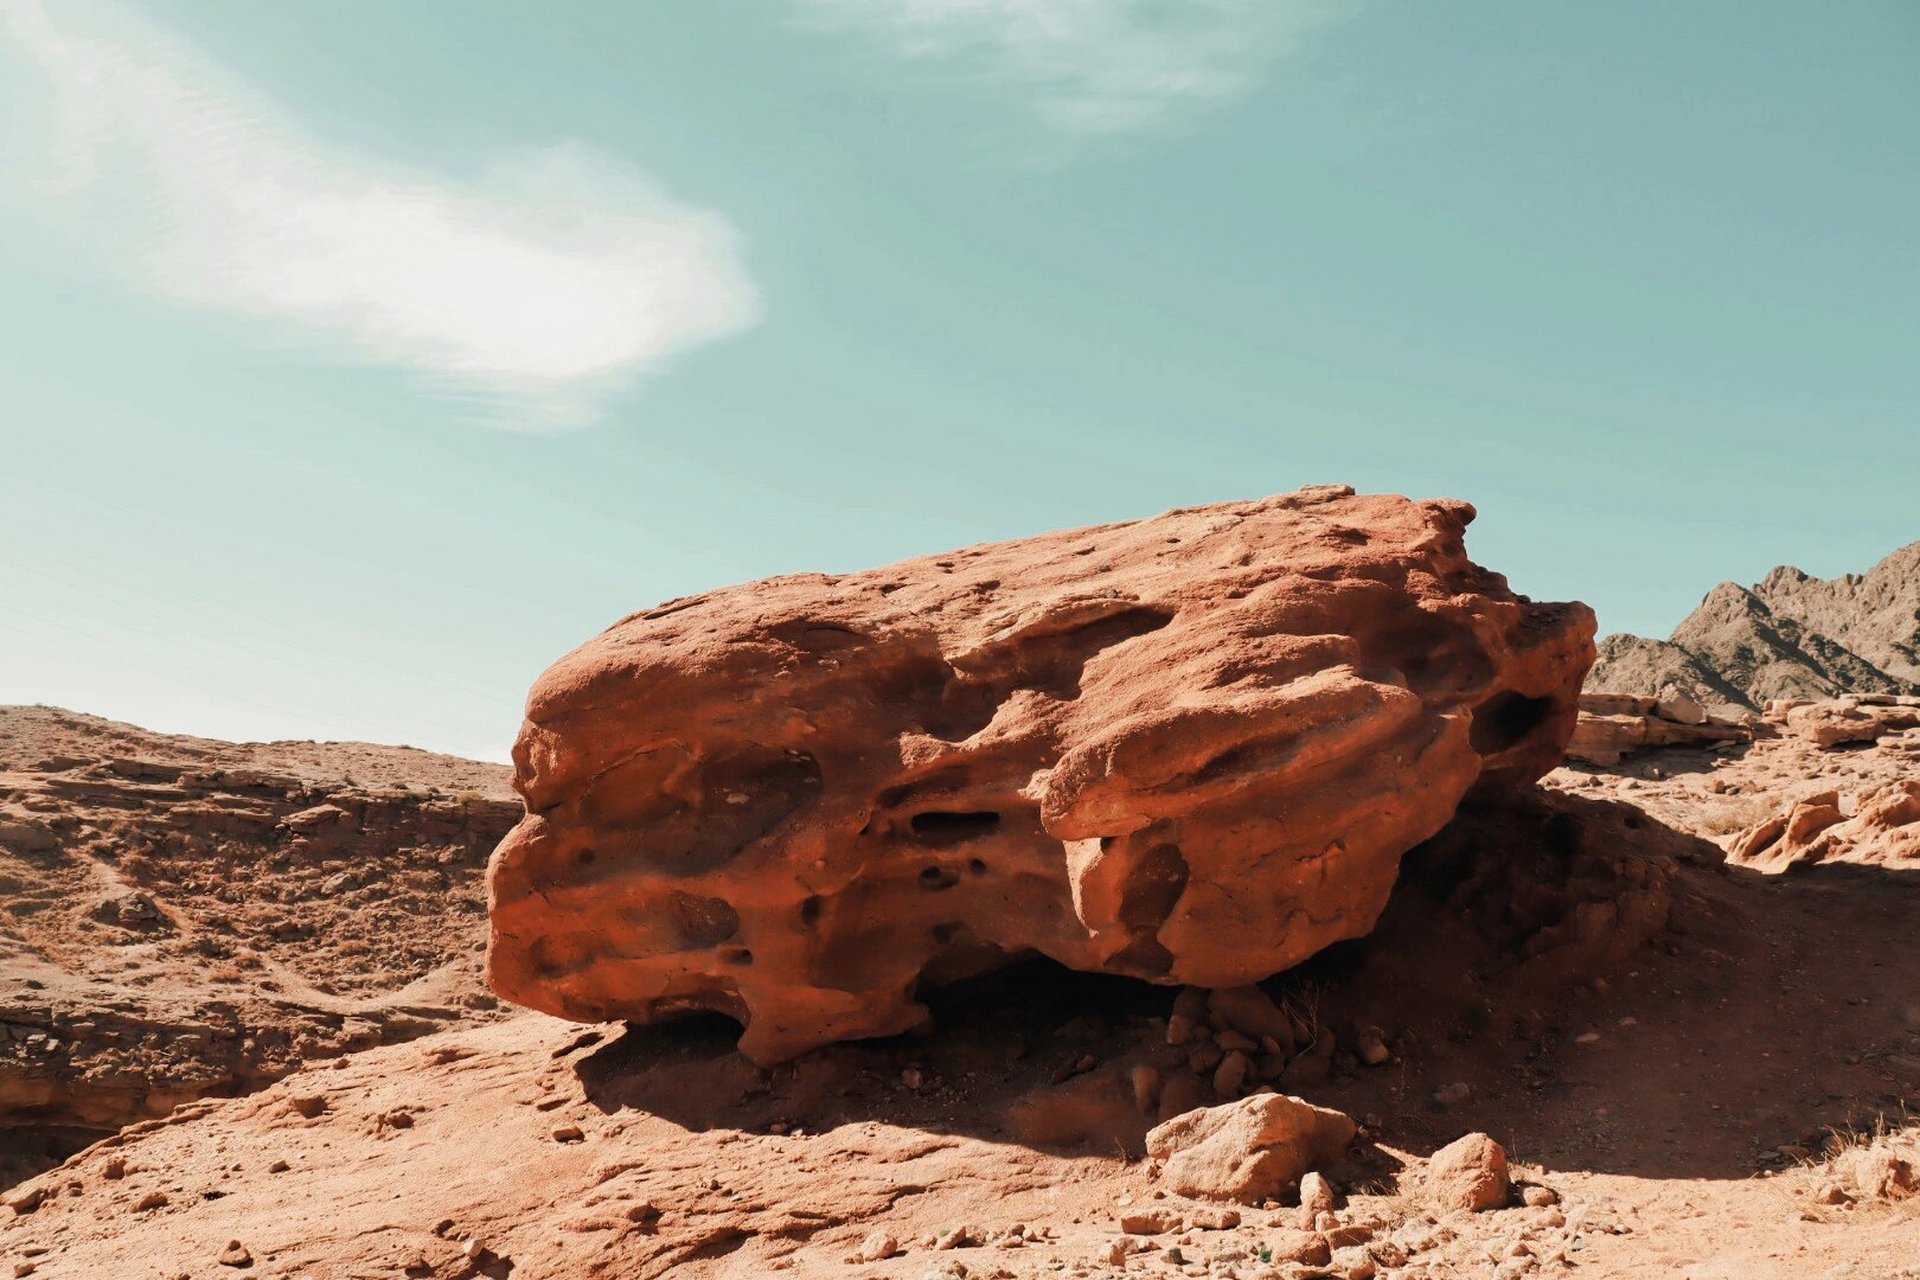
[486,487,1596,1062]
[1564,692,1751,766]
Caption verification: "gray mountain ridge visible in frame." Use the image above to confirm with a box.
[1587,540,1920,712]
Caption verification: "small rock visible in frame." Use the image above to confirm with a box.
[1521,1184,1559,1208]
[6,1188,45,1215]
[1431,1081,1473,1109]
[1300,1171,1337,1213]
[1265,1228,1331,1266]
[1187,1206,1240,1230]
[1810,1182,1850,1205]
[933,1224,977,1250]
[1206,985,1293,1046]
[1166,1014,1201,1047]
[267,1160,290,1174]
[15,1262,37,1277]
[1213,1050,1252,1098]
[133,1191,169,1212]
[288,1095,328,1119]
[551,1124,585,1143]
[1355,1026,1390,1066]
[102,1157,127,1180]
[901,1067,925,1090]
[852,1230,901,1262]
[1215,1029,1260,1054]
[1333,1246,1377,1280]
[216,1241,252,1268]
[1118,1206,1182,1235]
[1426,1132,1511,1212]
[1188,1039,1225,1074]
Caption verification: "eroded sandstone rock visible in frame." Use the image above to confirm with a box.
[486,487,1595,1061]
[1729,778,1920,872]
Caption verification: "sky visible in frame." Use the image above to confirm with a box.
[1,0,1916,762]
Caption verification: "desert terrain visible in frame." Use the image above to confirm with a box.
[3,495,1916,1279]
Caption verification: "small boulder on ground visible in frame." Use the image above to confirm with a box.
[1425,1132,1511,1212]
[1146,1093,1356,1203]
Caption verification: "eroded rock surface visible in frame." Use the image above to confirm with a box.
[487,487,1595,1062]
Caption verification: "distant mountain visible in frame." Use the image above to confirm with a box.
[1588,541,1920,713]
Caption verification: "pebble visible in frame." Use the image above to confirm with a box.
[1300,1171,1337,1214]
[1432,1082,1473,1108]
[133,1191,168,1212]
[1521,1185,1560,1208]
[1187,1206,1240,1230]
[1356,1026,1391,1066]
[215,1241,252,1268]
[550,1125,585,1143]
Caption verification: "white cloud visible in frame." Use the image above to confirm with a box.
[0,0,759,429]
[797,0,1346,135]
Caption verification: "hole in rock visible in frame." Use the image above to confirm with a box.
[910,811,1002,846]
[799,895,822,927]
[576,848,596,865]
[919,865,962,892]
[1468,691,1555,754]
[722,948,753,966]
[1117,842,1190,929]
[918,954,1172,1036]
[967,858,989,876]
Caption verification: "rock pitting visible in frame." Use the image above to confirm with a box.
[486,487,1596,1062]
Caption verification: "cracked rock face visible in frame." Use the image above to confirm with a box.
[486,487,1595,1062]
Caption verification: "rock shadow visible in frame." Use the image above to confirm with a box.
[567,787,1920,1187]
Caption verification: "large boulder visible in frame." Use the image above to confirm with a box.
[486,487,1595,1061]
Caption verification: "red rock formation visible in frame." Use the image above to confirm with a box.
[486,487,1596,1062]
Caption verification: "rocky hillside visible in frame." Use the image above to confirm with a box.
[1589,540,1920,712]
[0,706,519,1187]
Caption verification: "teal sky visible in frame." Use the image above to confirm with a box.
[2,0,1916,761]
